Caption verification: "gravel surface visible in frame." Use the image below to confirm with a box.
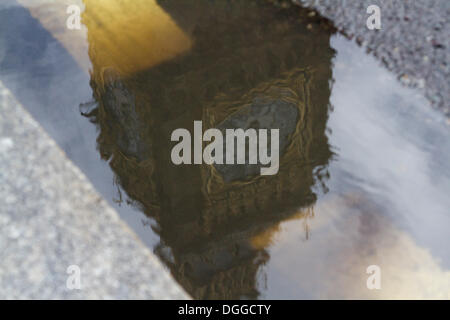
[0,81,189,299]
[293,0,449,117]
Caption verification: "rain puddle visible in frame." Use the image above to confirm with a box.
[0,0,449,299]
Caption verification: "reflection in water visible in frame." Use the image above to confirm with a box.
[81,0,334,299]
[82,0,192,77]
[265,191,450,299]
[3,0,448,300]
[261,36,450,300]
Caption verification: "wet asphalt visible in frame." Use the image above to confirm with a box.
[293,0,449,117]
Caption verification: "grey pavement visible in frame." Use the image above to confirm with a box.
[293,0,449,116]
[0,81,189,299]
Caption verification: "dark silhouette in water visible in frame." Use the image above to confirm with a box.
[81,0,335,299]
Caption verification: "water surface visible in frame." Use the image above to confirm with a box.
[0,0,448,299]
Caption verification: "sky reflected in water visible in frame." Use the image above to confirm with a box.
[260,35,450,299]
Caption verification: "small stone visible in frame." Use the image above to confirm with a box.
[0,137,14,153]
[5,194,17,205]
[9,226,21,239]
[307,24,313,30]
[400,74,411,85]
[0,215,11,225]
[431,39,445,49]
[416,79,425,89]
